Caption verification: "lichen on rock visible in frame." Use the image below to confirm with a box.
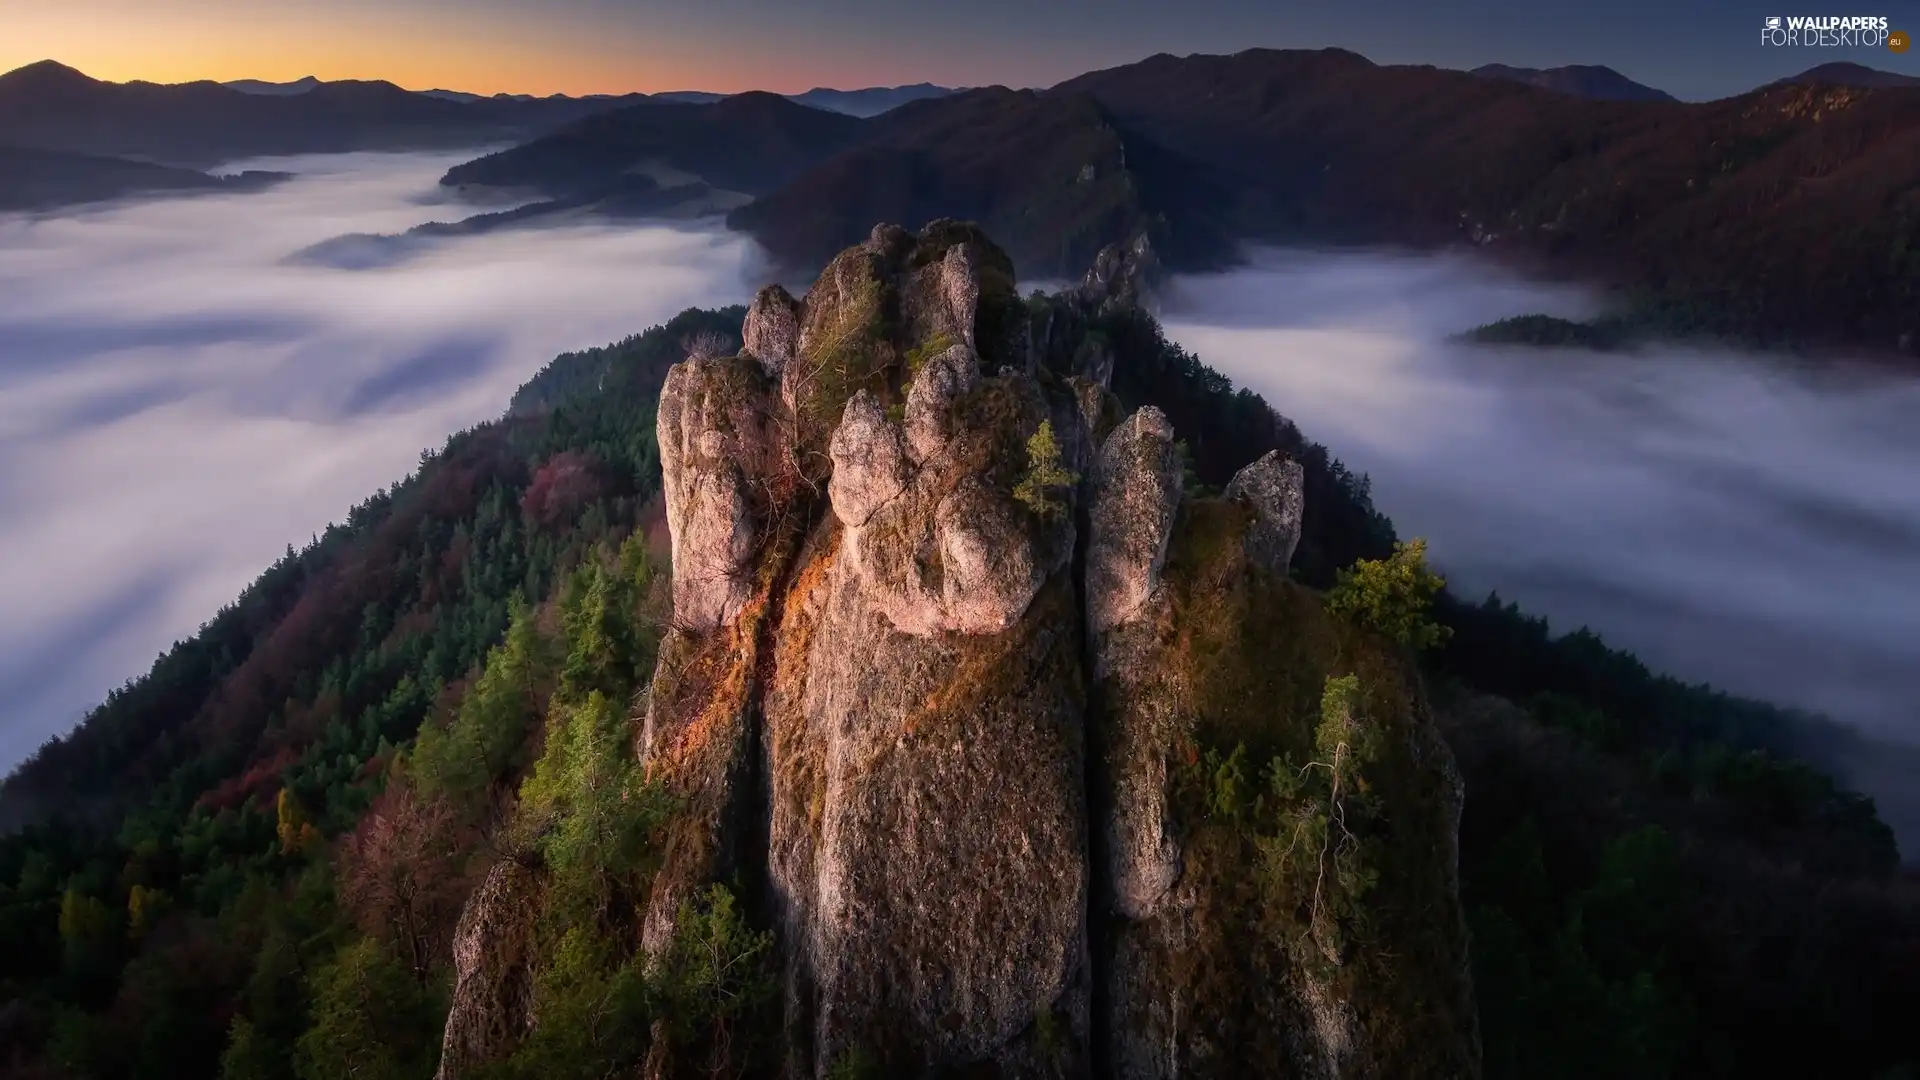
[434,859,542,1080]
[902,342,979,464]
[834,361,1074,639]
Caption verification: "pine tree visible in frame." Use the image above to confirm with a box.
[1013,420,1077,520]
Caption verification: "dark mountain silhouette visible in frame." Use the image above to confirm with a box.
[440,91,866,199]
[428,45,1920,352]
[1042,47,1920,351]
[787,81,960,116]
[221,75,323,96]
[0,60,645,166]
[1470,62,1676,101]
[728,86,1235,276]
[219,71,956,118]
[439,45,1920,352]
[591,46,1912,351]
[1774,61,1920,88]
[652,89,728,105]
[0,145,287,210]
[632,84,958,115]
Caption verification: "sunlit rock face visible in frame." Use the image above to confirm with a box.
[441,221,1481,1080]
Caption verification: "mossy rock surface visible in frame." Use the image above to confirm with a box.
[1096,497,1480,1079]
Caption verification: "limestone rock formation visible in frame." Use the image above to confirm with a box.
[656,354,777,634]
[437,222,1480,1080]
[742,283,803,378]
[1225,450,1306,576]
[1077,231,1160,313]
[1085,405,1182,640]
[435,860,541,1080]
[826,390,908,528]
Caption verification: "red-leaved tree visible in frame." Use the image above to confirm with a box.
[337,781,473,983]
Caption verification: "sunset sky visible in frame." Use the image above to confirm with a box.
[6,0,1920,101]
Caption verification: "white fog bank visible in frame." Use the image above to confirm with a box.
[0,151,762,768]
[1163,249,1920,824]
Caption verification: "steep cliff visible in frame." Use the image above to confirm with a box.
[437,221,1480,1079]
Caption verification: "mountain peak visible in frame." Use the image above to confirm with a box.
[222,75,325,96]
[0,59,97,89]
[1469,62,1676,101]
[1776,61,1920,88]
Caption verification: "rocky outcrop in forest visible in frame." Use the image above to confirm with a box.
[438,222,1482,1078]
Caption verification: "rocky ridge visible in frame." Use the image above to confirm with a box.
[438,224,1481,1078]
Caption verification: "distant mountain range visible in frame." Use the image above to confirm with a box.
[0,60,647,168]
[0,145,286,211]
[14,51,1920,355]
[221,73,961,118]
[1769,61,1920,88]
[425,46,1920,356]
[1469,63,1676,102]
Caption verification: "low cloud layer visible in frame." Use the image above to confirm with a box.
[1163,249,1920,839]
[8,173,1917,847]
[0,151,761,770]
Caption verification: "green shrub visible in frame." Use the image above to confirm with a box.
[656,883,779,1076]
[293,937,439,1080]
[1326,539,1451,651]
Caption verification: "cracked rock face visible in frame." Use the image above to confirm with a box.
[897,234,983,354]
[657,357,768,633]
[1085,406,1182,638]
[439,222,1481,1080]
[771,545,1090,1074]
[1225,451,1305,575]
[830,349,1073,639]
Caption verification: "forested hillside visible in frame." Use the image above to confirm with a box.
[0,277,1913,1078]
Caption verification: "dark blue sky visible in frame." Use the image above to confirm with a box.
[11,0,1920,99]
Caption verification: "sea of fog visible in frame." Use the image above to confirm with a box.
[3,156,1918,847]
[0,151,762,767]
[1162,251,1920,843]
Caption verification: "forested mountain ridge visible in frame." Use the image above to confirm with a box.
[0,146,287,211]
[438,46,1920,357]
[0,226,1914,1079]
[0,60,649,167]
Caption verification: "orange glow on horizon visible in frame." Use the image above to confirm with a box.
[3,8,906,96]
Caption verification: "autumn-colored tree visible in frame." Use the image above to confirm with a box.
[59,887,116,952]
[126,884,167,939]
[275,789,319,856]
[520,451,606,530]
[337,781,469,984]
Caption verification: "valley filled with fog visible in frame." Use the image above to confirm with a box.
[1163,251,1920,838]
[4,157,1918,839]
[0,152,760,766]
